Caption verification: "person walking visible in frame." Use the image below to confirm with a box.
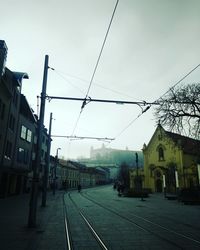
[78,184,82,193]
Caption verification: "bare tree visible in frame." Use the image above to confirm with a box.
[154,83,200,138]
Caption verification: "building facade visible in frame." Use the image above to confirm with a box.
[0,46,29,197]
[0,40,49,197]
[142,124,200,193]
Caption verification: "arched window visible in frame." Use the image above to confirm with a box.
[158,147,164,161]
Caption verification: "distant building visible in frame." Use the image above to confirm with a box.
[90,144,143,168]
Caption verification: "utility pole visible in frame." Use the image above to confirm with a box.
[135,153,138,176]
[28,55,49,227]
[53,148,61,195]
[41,112,53,207]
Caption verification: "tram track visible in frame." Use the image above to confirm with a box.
[63,191,109,250]
[63,190,184,249]
[81,191,200,249]
[63,193,74,250]
[83,189,200,232]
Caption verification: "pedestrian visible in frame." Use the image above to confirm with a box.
[78,184,82,192]
[117,182,122,196]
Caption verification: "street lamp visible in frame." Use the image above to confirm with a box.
[53,147,61,195]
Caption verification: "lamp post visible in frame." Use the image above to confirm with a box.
[53,147,61,195]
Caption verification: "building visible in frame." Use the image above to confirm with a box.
[58,159,80,189]
[13,94,36,194]
[142,124,200,193]
[90,144,143,168]
[0,40,29,197]
[0,40,49,197]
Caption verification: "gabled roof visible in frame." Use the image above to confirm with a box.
[20,94,36,123]
[145,124,200,156]
[166,131,200,155]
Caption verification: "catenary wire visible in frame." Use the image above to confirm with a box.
[52,68,141,101]
[50,69,86,95]
[108,63,200,144]
[65,0,119,157]
[70,0,119,134]
[83,0,120,101]
[156,63,200,101]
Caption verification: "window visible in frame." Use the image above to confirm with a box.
[13,89,18,106]
[27,129,32,142]
[24,150,29,164]
[21,125,27,139]
[41,149,44,158]
[5,140,12,159]
[20,125,32,143]
[9,114,15,131]
[17,148,29,164]
[158,147,164,161]
[17,148,24,163]
[1,102,5,120]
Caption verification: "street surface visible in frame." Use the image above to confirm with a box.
[65,185,200,250]
[0,185,200,250]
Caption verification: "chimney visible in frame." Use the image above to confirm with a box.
[0,40,8,76]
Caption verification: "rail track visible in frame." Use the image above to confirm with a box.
[63,191,109,250]
[63,189,200,250]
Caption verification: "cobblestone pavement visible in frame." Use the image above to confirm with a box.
[0,191,66,250]
[0,186,200,250]
[65,186,200,250]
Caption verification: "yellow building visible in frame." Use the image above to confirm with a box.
[143,124,200,193]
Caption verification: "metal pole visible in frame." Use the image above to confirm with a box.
[53,148,61,195]
[175,170,179,196]
[163,174,166,197]
[41,112,53,207]
[135,153,138,177]
[28,55,49,227]
[197,164,200,185]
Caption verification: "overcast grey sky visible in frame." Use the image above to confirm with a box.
[1,0,200,159]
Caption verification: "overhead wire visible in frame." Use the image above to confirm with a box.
[67,0,120,157]
[70,0,119,133]
[49,68,86,95]
[109,63,200,145]
[156,63,200,101]
[52,68,141,100]
[83,0,120,103]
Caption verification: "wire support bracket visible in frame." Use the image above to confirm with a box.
[45,95,159,106]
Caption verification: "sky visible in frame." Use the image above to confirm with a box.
[1,0,200,159]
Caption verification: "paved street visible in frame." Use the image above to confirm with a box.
[65,185,200,250]
[0,186,200,250]
[0,191,66,250]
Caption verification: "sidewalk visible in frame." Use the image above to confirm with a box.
[0,191,66,250]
